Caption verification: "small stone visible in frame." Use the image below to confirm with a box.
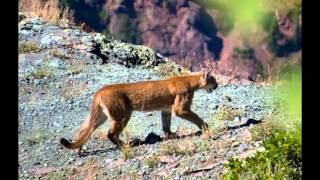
[105,158,113,164]
[234,116,240,122]
[53,121,60,127]
[75,160,84,166]
[69,157,75,163]
[238,143,248,152]
[82,145,88,151]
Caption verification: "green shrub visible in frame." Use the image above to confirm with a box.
[223,128,301,179]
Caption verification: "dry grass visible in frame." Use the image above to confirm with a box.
[19,85,33,94]
[213,105,242,123]
[160,138,197,156]
[50,49,70,59]
[154,61,190,78]
[44,158,101,180]
[119,128,138,160]
[59,80,87,100]
[75,158,100,179]
[26,130,48,145]
[143,154,160,168]
[250,117,280,141]
[30,68,52,79]
[68,64,84,75]
[19,42,40,54]
[200,126,215,140]
[18,0,74,24]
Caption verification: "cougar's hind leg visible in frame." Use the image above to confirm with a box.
[107,111,132,147]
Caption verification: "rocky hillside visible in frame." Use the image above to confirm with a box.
[19,17,278,179]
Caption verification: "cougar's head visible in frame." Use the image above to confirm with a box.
[200,71,218,93]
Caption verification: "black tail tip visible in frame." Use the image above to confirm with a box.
[59,138,70,148]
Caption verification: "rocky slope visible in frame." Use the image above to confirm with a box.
[19,18,277,179]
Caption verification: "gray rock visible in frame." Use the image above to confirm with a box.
[30,18,43,25]
[19,30,31,35]
[68,157,75,163]
[53,121,60,127]
[238,143,248,152]
[234,116,240,122]
[40,35,54,45]
[72,30,81,36]
[75,160,84,166]
[80,35,93,43]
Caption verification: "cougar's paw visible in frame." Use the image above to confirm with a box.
[164,132,179,140]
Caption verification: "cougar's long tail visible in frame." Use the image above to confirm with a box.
[60,99,100,149]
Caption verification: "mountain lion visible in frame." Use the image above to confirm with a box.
[60,71,218,154]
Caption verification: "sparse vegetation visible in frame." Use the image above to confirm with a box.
[159,138,212,156]
[224,65,301,179]
[159,141,187,156]
[119,128,137,160]
[200,126,214,139]
[194,140,211,152]
[68,64,84,75]
[154,61,189,78]
[212,105,242,128]
[223,128,302,179]
[143,154,160,168]
[120,144,134,160]
[26,130,48,145]
[18,0,74,24]
[42,167,75,180]
[250,117,279,141]
[19,42,40,54]
[45,158,101,179]
[50,49,70,59]
[30,68,52,79]
[59,80,87,100]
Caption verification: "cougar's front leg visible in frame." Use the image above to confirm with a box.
[161,111,178,140]
[172,95,209,130]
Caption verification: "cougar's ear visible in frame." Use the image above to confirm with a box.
[202,70,211,80]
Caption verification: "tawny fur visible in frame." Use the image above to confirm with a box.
[60,71,218,154]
